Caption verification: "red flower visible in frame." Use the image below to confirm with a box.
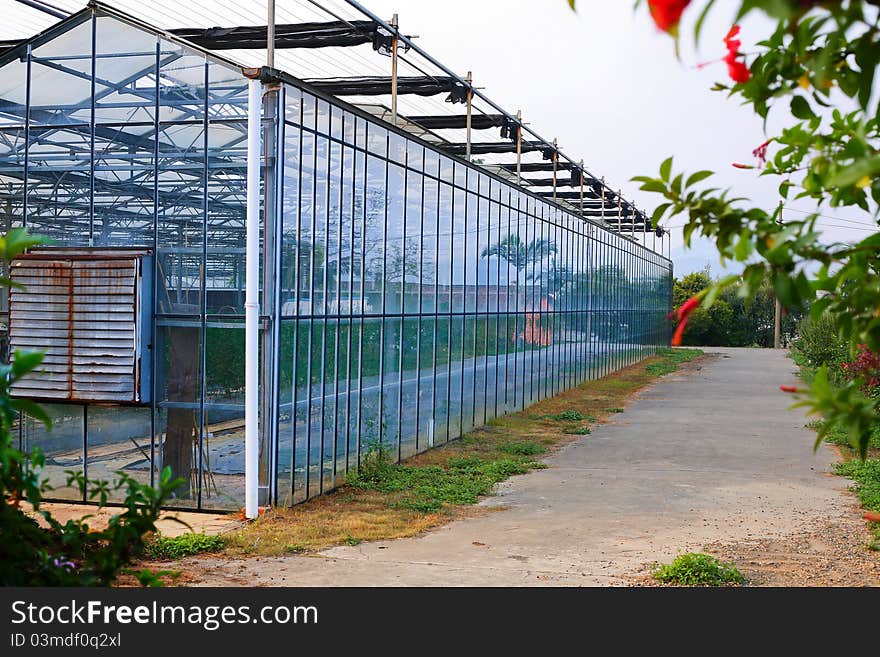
[864,511,880,523]
[671,295,701,346]
[723,24,750,83]
[672,317,689,346]
[648,0,691,34]
[676,295,700,321]
[779,385,798,393]
[752,139,771,167]
[732,163,754,169]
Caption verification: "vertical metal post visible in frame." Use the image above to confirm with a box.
[390,13,399,126]
[600,177,605,224]
[465,71,473,161]
[267,0,275,68]
[774,201,783,349]
[578,159,584,216]
[617,189,622,232]
[551,139,558,202]
[515,110,522,184]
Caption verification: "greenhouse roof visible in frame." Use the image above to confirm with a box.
[0,0,659,234]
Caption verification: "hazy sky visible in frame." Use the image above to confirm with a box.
[5,0,874,276]
[361,0,875,275]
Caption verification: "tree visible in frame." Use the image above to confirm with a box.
[583,0,880,456]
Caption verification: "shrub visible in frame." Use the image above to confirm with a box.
[652,553,745,586]
[791,313,848,372]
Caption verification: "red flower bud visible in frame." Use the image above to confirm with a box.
[779,385,798,393]
[864,511,880,523]
[671,316,689,346]
[732,163,753,169]
[648,0,691,34]
[677,295,701,320]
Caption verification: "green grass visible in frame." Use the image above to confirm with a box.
[645,348,704,377]
[605,407,625,414]
[563,425,592,435]
[835,459,880,512]
[348,443,544,513]
[652,553,745,586]
[535,410,589,422]
[835,458,880,551]
[498,440,546,456]
[146,533,227,560]
[813,418,880,451]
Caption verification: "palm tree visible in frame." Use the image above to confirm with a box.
[480,234,556,275]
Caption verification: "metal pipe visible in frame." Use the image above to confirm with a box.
[267,0,275,68]
[515,109,522,184]
[13,0,67,20]
[552,138,557,202]
[244,78,261,520]
[465,70,472,161]
[390,13,399,126]
[578,159,584,216]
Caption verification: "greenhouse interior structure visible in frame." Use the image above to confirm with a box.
[0,0,673,512]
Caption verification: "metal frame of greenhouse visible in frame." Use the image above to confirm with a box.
[0,0,673,512]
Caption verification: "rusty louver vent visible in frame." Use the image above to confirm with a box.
[8,250,152,404]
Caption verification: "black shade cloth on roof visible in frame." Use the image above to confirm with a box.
[304,76,463,97]
[440,141,545,156]
[499,116,518,140]
[405,114,505,130]
[537,190,621,202]
[522,176,599,189]
[170,20,380,50]
[497,162,575,172]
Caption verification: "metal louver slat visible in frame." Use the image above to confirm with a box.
[8,249,153,405]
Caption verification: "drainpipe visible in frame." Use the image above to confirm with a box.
[245,78,261,520]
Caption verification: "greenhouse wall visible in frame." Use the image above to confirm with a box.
[0,6,673,511]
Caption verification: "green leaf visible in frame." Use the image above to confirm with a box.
[693,0,717,46]
[10,349,45,379]
[790,96,816,121]
[659,156,673,183]
[685,170,714,188]
[828,155,880,188]
[638,180,668,193]
[652,203,671,225]
[10,398,51,428]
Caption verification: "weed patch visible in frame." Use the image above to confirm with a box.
[349,444,542,513]
[563,426,592,435]
[498,441,545,456]
[146,533,226,560]
[652,553,745,586]
[536,410,588,422]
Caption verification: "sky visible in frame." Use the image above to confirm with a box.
[4,0,875,276]
[360,0,876,276]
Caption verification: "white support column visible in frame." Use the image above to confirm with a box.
[245,78,261,520]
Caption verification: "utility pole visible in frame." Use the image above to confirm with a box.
[773,201,783,349]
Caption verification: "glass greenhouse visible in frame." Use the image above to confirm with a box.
[0,1,673,511]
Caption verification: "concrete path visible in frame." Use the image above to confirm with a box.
[190,347,859,586]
